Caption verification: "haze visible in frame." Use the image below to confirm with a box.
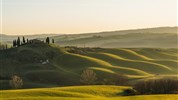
[0,0,177,35]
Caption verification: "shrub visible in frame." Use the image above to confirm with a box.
[9,75,23,89]
[123,88,137,96]
[133,78,178,94]
[102,74,129,86]
[80,69,97,85]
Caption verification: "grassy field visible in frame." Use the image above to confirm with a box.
[0,43,177,89]
[0,27,178,99]
[0,85,178,100]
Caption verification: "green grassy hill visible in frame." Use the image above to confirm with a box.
[0,85,178,100]
[0,43,177,89]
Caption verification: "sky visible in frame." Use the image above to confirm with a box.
[0,0,177,35]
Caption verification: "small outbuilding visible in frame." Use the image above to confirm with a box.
[29,39,44,44]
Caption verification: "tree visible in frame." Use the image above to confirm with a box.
[133,78,178,94]
[52,39,54,43]
[13,40,17,47]
[46,37,50,44]
[9,75,23,89]
[17,37,21,46]
[27,39,29,43]
[23,36,26,44]
[102,74,128,85]
[80,69,97,85]
[14,40,17,47]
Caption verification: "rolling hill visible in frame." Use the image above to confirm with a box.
[51,27,178,48]
[1,27,178,48]
[1,85,178,100]
[0,43,177,89]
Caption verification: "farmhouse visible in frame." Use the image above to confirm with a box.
[29,39,44,44]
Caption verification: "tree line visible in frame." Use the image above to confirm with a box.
[12,37,55,47]
[0,43,8,50]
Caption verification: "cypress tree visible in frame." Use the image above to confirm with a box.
[14,40,17,47]
[27,39,29,43]
[23,36,26,44]
[17,37,21,46]
[52,39,54,43]
[46,37,50,44]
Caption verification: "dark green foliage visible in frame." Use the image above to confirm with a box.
[17,50,45,63]
[17,37,21,46]
[52,39,54,43]
[14,40,17,47]
[23,37,26,44]
[134,78,178,94]
[46,51,56,59]
[46,37,50,44]
[123,88,137,96]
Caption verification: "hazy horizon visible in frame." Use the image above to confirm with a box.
[0,0,177,35]
[0,26,177,36]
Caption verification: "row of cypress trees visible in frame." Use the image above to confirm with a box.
[46,37,55,44]
[12,37,28,47]
[13,37,55,47]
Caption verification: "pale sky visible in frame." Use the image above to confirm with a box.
[0,0,177,35]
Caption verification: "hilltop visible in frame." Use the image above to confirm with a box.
[0,34,60,44]
[0,43,177,89]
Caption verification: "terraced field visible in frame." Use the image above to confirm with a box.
[0,44,177,89]
[1,86,178,100]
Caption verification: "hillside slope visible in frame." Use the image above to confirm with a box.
[0,43,177,89]
[1,85,178,100]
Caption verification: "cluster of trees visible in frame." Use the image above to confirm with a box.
[123,78,178,96]
[80,69,128,86]
[13,37,28,47]
[133,78,178,94]
[46,37,55,44]
[12,37,55,47]
[0,43,8,50]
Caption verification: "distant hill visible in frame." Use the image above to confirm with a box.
[1,27,178,48]
[0,43,177,89]
[51,27,178,48]
[0,34,60,44]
